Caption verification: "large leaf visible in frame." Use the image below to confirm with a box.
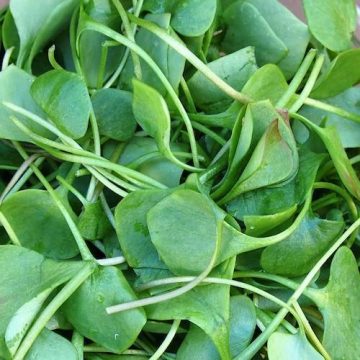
[187,47,257,112]
[0,65,50,141]
[0,246,84,359]
[223,0,309,78]
[31,69,91,139]
[311,49,360,99]
[261,213,344,277]
[171,0,217,37]
[303,0,356,52]
[10,0,79,68]
[177,295,256,359]
[63,266,146,353]
[267,332,323,360]
[0,190,79,259]
[92,88,136,142]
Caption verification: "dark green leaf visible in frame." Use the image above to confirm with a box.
[63,266,146,353]
[92,88,136,142]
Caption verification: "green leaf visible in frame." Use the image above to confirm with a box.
[223,0,309,78]
[0,65,50,141]
[187,47,257,112]
[92,88,136,142]
[78,200,112,241]
[303,0,356,52]
[242,64,288,104]
[10,0,79,68]
[114,189,172,269]
[146,258,235,360]
[132,79,171,155]
[311,247,360,360]
[171,0,217,37]
[267,331,323,360]
[24,329,77,360]
[311,49,360,99]
[2,11,20,58]
[148,189,219,275]
[261,213,344,277]
[244,205,297,237]
[0,245,84,359]
[0,190,79,259]
[226,150,323,220]
[222,118,298,203]
[119,137,186,188]
[300,87,360,148]
[177,295,256,359]
[63,266,146,353]
[31,69,91,139]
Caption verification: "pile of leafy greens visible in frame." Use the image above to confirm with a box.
[1,0,360,359]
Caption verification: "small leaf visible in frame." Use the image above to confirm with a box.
[78,200,112,241]
[0,190,79,259]
[92,89,136,142]
[31,69,91,139]
[311,49,360,99]
[187,47,257,112]
[303,0,356,52]
[171,0,217,37]
[268,331,323,360]
[63,266,146,353]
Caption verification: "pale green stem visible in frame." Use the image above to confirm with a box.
[289,55,325,113]
[149,320,180,360]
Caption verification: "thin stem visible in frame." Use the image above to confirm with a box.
[14,263,95,360]
[129,15,252,105]
[12,142,94,261]
[180,77,197,113]
[2,46,14,70]
[112,0,142,79]
[56,176,88,206]
[149,320,180,360]
[96,256,126,266]
[99,192,116,228]
[71,331,84,360]
[289,54,325,113]
[48,45,63,70]
[0,212,21,245]
[304,97,360,124]
[276,49,317,108]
